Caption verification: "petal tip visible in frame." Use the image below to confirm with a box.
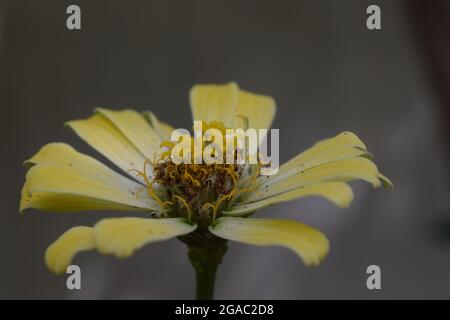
[379,174,393,189]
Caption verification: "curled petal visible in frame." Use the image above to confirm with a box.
[210,217,329,266]
[225,182,353,216]
[21,143,157,213]
[94,217,196,258]
[251,157,386,202]
[45,226,94,275]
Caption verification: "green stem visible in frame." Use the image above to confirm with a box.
[179,230,228,300]
[194,258,218,300]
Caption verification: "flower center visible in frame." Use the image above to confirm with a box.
[133,121,260,227]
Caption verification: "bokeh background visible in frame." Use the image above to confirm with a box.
[1,0,449,299]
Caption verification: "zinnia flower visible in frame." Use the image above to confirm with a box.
[20,82,391,299]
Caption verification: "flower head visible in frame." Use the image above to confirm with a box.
[20,82,391,286]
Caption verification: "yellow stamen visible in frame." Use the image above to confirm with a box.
[173,195,192,221]
[202,203,216,216]
[183,170,201,187]
[224,166,238,189]
[152,120,261,223]
[134,186,147,200]
[207,191,236,222]
[128,160,172,210]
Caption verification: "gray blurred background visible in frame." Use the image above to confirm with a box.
[1,0,449,299]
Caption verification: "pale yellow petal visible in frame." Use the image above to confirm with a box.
[142,111,176,141]
[45,226,95,275]
[259,132,368,185]
[210,218,329,266]
[378,173,394,188]
[20,184,151,213]
[190,82,239,127]
[94,217,196,258]
[96,108,161,159]
[21,143,157,212]
[232,90,276,129]
[251,157,382,201]
[225,182,353,216]
[24,165,157,212]
[66,113,148,181]
[258,146,370,187]
[309,131,367,151]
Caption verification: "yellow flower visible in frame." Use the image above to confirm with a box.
[20,82,391,282]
